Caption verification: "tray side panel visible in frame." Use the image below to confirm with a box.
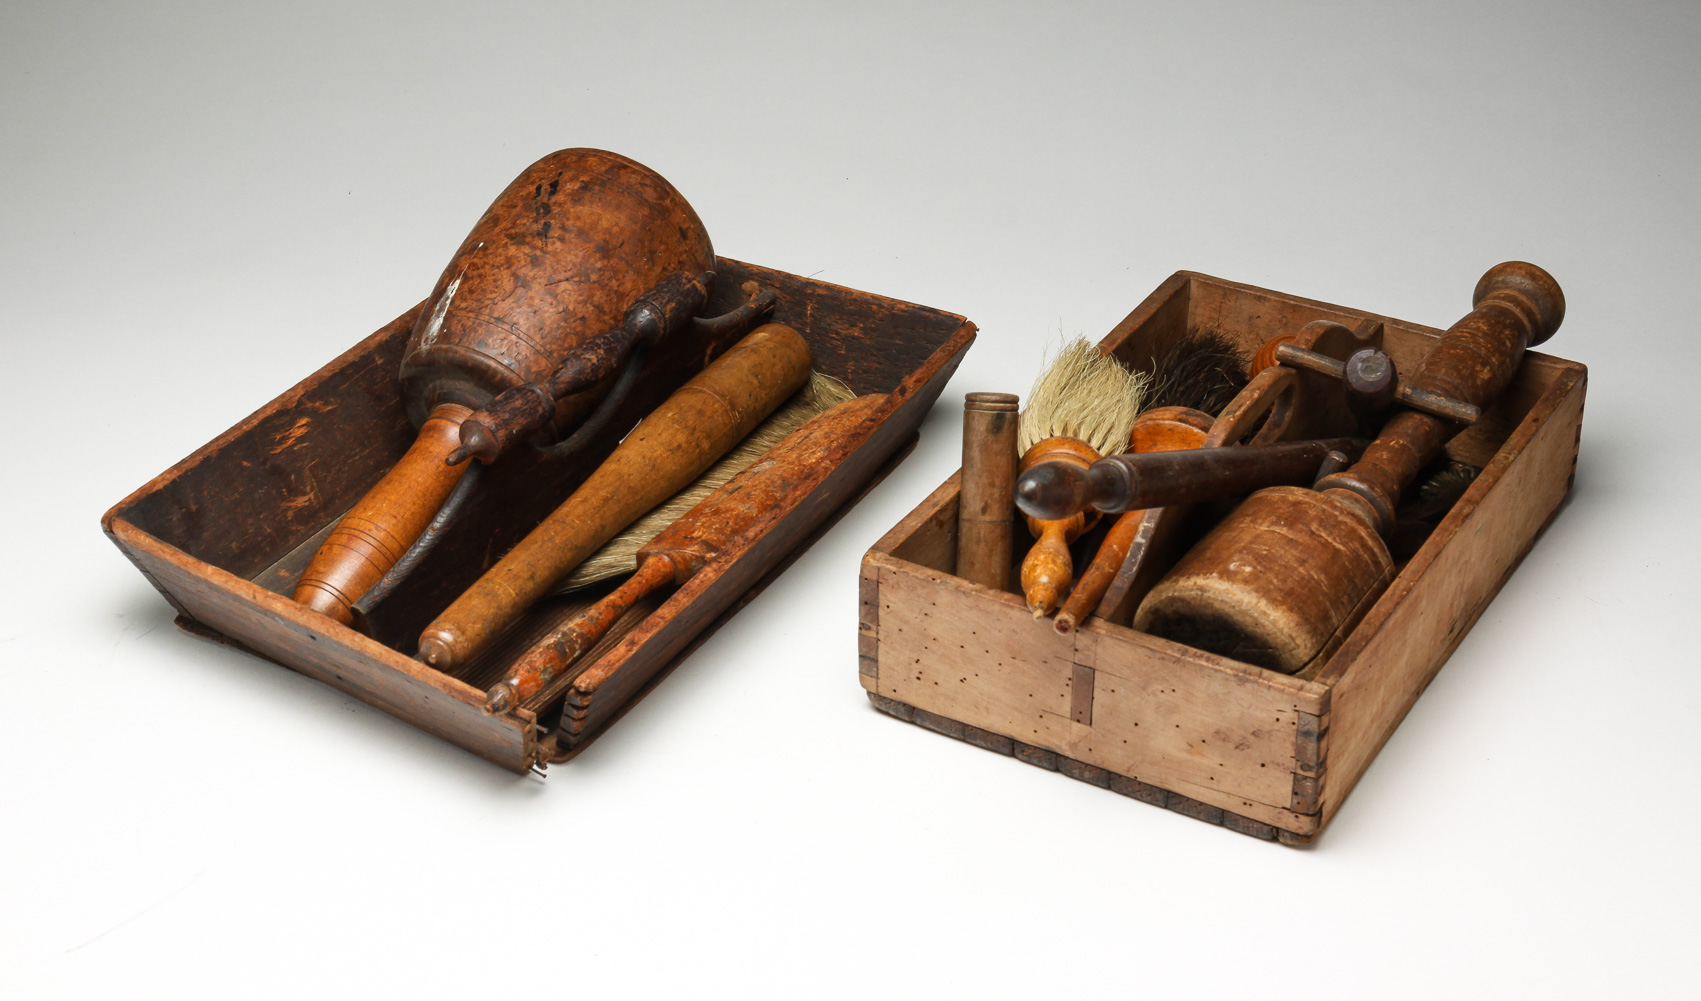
[108,519,535,772]
[1318,366,1587,825]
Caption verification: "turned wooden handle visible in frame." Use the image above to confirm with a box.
[1018,436,1100,618]
[485,392,888,712]
[417,323,812,670]
[292,403,473,625]
[1055,407,1212,633]
[1318,261,1564,532]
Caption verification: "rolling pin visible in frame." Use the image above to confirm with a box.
[1135,262,1564,673]
[293,148,719,625]
[416,322,813,671]
[484,392,888,712]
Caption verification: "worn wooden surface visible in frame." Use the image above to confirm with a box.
[861,270,1586,841]
[104,260,974,771]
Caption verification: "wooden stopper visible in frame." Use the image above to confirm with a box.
[956,392,1020,590]
[1018,436,1100,618]
[1135,487,1393,673]
[416,323,812,671]
[293,403,473,625]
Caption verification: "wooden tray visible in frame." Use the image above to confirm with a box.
[858,270,1585,843]
[103,258,975,772]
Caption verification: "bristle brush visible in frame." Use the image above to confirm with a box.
[1017,338,1148,618]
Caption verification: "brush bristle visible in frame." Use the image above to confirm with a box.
[1146,328,1248,417]
[550,371,856,594]
[1018,337,1148,457]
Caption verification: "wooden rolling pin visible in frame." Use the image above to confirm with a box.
[1136,262,1564,673]
[484,392,887,712]
[416,322,813,671]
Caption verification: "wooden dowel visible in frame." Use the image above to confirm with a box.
[415,324,812,671]
[956,392,1019,590]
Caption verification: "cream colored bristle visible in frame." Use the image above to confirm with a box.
[1017,337,1148,457]
[551,370,857,594]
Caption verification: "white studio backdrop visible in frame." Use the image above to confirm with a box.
[2,2,1696,998]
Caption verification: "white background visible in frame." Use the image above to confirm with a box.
[4,2,1697,997]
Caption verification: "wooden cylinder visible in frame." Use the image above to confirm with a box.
[416,323,812,671]
[1135,487,1393,673]
[1019,436,1100,618]
[292,403,473,625]
[956,392,1020,591]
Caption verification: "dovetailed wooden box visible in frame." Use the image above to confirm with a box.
[104,259,974,772]
[860,271,1586,843]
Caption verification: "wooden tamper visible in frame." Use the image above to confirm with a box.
[956,393,1020,590]
[292,149,767,626]
[1135,262,1564,673]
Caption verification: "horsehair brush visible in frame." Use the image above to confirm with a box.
[1017,337,1149,617]
[550,370,854,594]
[1146,327,1249,417]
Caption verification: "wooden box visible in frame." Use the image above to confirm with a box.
[859,271,1586,843]
[104,258,974,772]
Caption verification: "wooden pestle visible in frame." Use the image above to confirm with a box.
[956,393,1020,590]
[416,322,812,671]
[291,149,717,626]
[484,392,887,712]
[1136,262,1564,673]
[1052,406,1212,634]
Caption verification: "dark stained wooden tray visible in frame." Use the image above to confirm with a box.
[103,258,975,772]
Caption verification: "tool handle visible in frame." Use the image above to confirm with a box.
[1317,261,1564,532]
[416,323,812,670]
[292,403,473,625]
[1018,436,1100,617]
[1055,407,1212,634]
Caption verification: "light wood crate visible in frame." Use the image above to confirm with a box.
[859,271,1585,843]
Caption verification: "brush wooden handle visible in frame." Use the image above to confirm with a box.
[292,403,473,625]
[1019,436,1100,617]
[484,392,888,711]
[416,323,812,671]
[1054,407,1212,634]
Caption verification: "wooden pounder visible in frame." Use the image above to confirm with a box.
[1019,436,1102,618]
[292,148,716,625]
[485,393,887,712]
[416,323,813,671]
[956,393,1020,590]
[1135,262,1564,673]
